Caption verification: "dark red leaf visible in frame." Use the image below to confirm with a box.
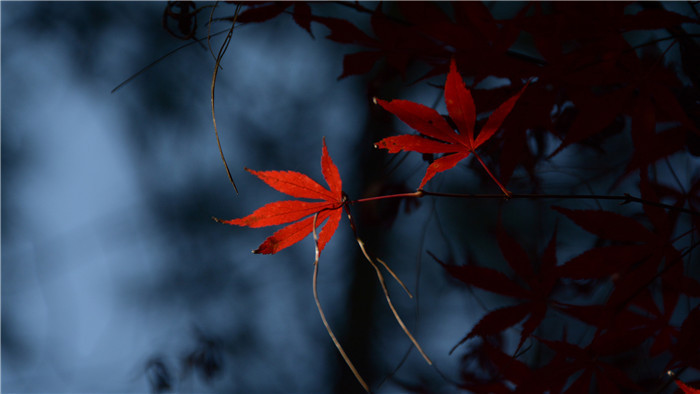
[292,2,313,37]
[557,245,651,279]
[312,16,376,46]
[452,2,498,43]
[237,2,290,24]
[552,206,654,243]
[483,342,532,384]
[339,51,383,79]
[550,87,635,157]
[497,231,533,284]
[518,302,546,352]
[498,127,527,187]
[625,125,687,175]
[620,8,697,31]
[464,303,531,340]
[440,263,529,299]
[670,305,700,369]
[560,303,650,330]
[475,83,529,148]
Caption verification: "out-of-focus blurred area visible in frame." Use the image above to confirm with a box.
[3,2,700,393]
[1,2,474,392]
[2,2,360,392]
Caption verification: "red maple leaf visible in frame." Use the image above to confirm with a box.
[374,58,527,194]
[459,340,533,393]
[217,138,344,254]
[553,173,683,313]
[675,379,700,394]
[437,228,559,355]
[235,2,314,37]
[525,331,644,393]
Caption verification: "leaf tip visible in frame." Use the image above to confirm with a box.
[449,56,457,74]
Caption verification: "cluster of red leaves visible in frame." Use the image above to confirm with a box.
[434,176,700,392]
[437,228,559,357]
[232,1,700,185]
[211,1,700,391]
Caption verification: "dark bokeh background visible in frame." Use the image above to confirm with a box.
[3,2,699,393]
[1,2,477,392]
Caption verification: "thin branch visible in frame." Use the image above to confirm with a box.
[664,157,686,194]
[210,3,241,194]
[352,190,424,204]
[627,33,700,52]
[343,206,433,365]
[351,190,700,216]
[376,258,412,298]
[111,29,231,94]
[311,213,370,393]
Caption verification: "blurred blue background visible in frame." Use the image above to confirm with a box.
[6,2,697,393]
[2,2,477,392]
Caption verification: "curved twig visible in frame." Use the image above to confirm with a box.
[210,3,241,194]
[343,206,433,365]
[311,213,370,392]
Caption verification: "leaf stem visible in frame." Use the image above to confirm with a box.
[351,190,424,204]
[472,151,512,198]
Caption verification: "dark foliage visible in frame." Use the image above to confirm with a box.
[160,1,700,392]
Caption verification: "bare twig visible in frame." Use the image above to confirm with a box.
[344,206,433,365]
[210,3,241,194]
[111,29,231,94]
[376,258,412,298]
[311,213,370,392]
[351,190,700,216]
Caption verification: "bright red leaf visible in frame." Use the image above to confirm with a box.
[675,379,700,394]
[218,138,344,254]
[374,58,527,193]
